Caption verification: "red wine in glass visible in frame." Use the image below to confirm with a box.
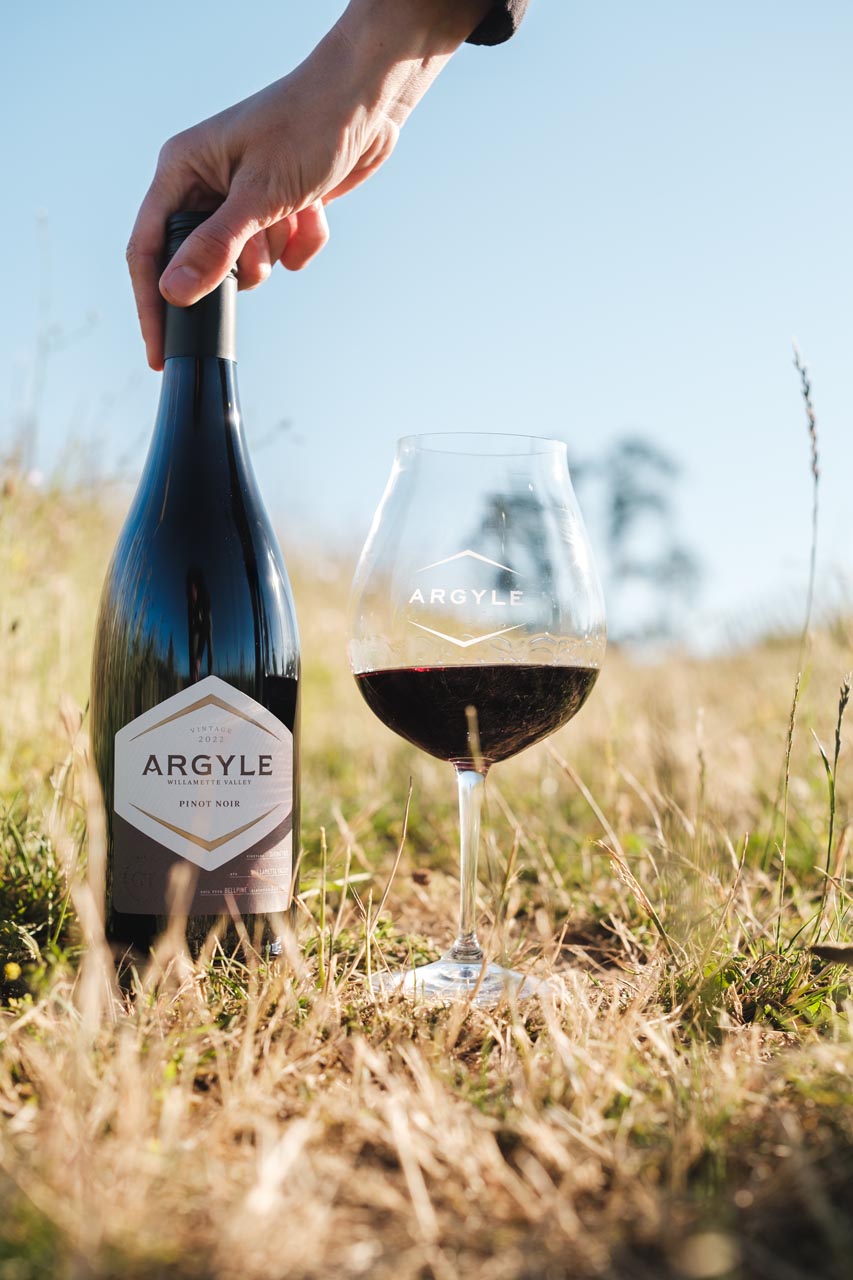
[356,664,598,768]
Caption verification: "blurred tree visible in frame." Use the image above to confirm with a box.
[572,435,702,643]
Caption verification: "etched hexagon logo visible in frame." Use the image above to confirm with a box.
[406,549,525,647]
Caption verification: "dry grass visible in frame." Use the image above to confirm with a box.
[2,476,853,1279]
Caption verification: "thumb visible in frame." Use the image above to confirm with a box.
[159,194,261,307]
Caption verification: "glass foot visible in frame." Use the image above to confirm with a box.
[370,954,547,1008]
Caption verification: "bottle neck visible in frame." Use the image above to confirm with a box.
[163,273,237,362]
[155,356,242,451]
[135,357,247,525]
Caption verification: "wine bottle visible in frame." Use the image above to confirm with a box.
[91,211,300,957]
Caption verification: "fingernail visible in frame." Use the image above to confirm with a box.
[161,263,202,303]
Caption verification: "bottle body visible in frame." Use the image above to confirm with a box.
[91,355,299,956]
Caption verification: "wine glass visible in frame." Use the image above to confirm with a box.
[349,433,606,1005]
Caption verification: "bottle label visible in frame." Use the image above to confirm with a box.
[112,676,293,915]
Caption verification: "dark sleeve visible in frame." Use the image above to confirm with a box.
[466,0,530,46]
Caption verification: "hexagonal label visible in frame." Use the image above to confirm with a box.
[114,677,293,872]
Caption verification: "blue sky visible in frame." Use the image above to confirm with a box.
[2,1,852,645]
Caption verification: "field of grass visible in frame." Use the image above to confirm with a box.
[2,474,853,1279]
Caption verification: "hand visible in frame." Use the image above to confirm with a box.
[127,0,492,369]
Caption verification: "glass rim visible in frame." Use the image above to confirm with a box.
[397,431,567,457]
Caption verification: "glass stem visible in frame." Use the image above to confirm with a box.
[448,768,486,964]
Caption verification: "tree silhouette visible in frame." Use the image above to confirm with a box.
[572,435,702,641]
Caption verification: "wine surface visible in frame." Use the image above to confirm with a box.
[355,664,598,767]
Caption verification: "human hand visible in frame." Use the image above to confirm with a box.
[127,0,492,369]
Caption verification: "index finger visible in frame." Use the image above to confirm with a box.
[126,183,170,371]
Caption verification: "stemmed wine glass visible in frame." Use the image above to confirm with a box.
[349,433,606,1005]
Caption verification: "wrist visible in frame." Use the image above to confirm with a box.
[336,0,491,119]
[342,0,492,55]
